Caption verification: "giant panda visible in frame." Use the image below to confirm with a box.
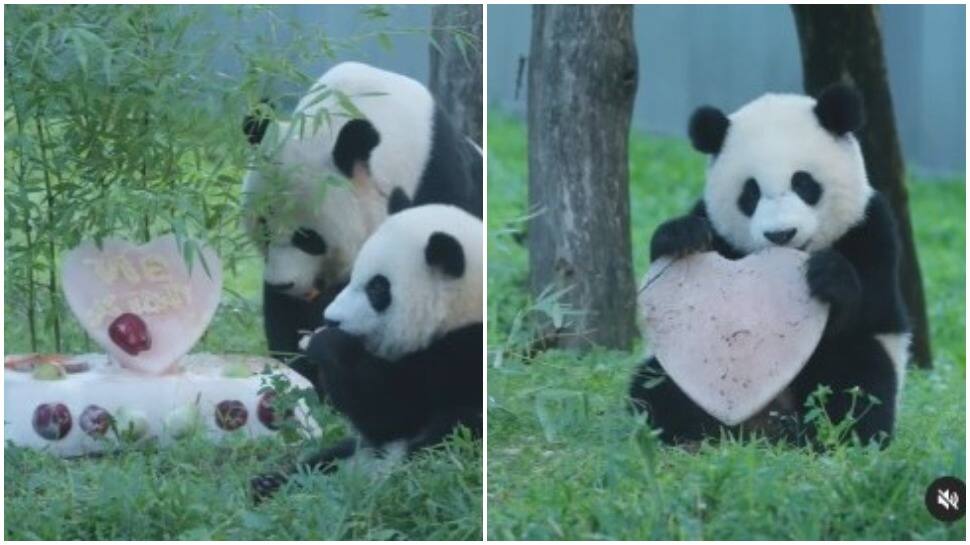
[628,84,910,447]
[251,203,482,501]
[241,62,482,383]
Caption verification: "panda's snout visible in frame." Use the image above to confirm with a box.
[323,318,341,329]
[764,228,797,245]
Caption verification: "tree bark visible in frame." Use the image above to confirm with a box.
[791,5,932,368]
[527,5,639,351]
[429,5,483,146]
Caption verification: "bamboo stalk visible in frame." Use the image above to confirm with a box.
[24,217,38,352]
[12,100,39,352]
[33,114,62,352]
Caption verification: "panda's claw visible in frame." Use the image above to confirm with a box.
[250,472,288,504]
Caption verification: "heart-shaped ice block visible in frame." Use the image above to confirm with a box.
[61,235,222,374]
[638,248,828,425]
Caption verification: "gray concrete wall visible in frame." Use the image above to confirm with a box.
[487,5,965,175]
[206,5,433,105]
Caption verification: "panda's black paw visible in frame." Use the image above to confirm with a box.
[807,250,860,332]
[250,471,288,504]
[650,215,713,261]
[306,327,365,366]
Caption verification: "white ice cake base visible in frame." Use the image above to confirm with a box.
[4,353,319,457]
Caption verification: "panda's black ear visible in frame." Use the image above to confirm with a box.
[242,99,274,145]
[425,232,465,278]
[814,83,864,136]
[333,119,380,179]
[688,106,730,155]
[387,187,412,215]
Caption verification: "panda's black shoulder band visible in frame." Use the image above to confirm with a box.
[688,106,730,155]
[387,187,412,215]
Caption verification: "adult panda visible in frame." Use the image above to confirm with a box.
[251,203,482,501]
[628,84,909,446]
[241,62,482,383]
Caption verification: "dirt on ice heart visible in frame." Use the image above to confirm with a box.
[638,248,828,425]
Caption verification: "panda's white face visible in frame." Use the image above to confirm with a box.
[241,62,437,301]
[242,145,382,299]
[703,93,873,254]
[242,118,388,299]
[323,204,483,361]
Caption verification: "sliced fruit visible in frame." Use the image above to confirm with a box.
[114,406,149,441]
[32,403,72,440]
[215,400,248,431]
[32,362,66,381]
[165,403,202,439]
[256,391,294,431]
[79,405,112,437]
[108,313,152,355]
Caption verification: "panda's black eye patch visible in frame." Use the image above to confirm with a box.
[365,274,391,312]
[737,178,760,217]
[792,171,822,205]
[291,227,327,255]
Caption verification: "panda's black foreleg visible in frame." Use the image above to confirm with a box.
[649,215,713,261]
[793,338,898,448]
[406,406,482,454]
[628,356,723,444]
[298,436,361,472]
[250,437,359,504]
[806,249,862,337]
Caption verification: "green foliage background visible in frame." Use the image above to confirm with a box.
[487,112,966,540]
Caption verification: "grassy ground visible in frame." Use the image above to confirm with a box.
[4,199,482,540]
[487,112,966,540]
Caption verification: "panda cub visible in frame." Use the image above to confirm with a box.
[252,203,482,501]
[241,62,482,384]
[629,84,909,446]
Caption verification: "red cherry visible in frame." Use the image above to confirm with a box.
[108,313,151,355]
[79,405,112,437]
[32,403,72,440]
[257,392,294,431]
[215,400,248,431]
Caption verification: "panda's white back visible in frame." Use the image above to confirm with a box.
[295,61,434,199]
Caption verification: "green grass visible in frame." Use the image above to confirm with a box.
[4,193,482,541]
[487,112,966,540]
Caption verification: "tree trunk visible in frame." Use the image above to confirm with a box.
[429,5,483,146]
[791,5,932,368]
[527,5,639,351]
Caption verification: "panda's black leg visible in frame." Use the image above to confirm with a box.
[793,338,898,448]
[298,436,360,472]
[406,406,482,454]
[250,437,359,504]
[628,356,723,444]
[806,250,861,337]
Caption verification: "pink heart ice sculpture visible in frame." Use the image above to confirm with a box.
[61,235,222,375]
[638,248,828,425]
